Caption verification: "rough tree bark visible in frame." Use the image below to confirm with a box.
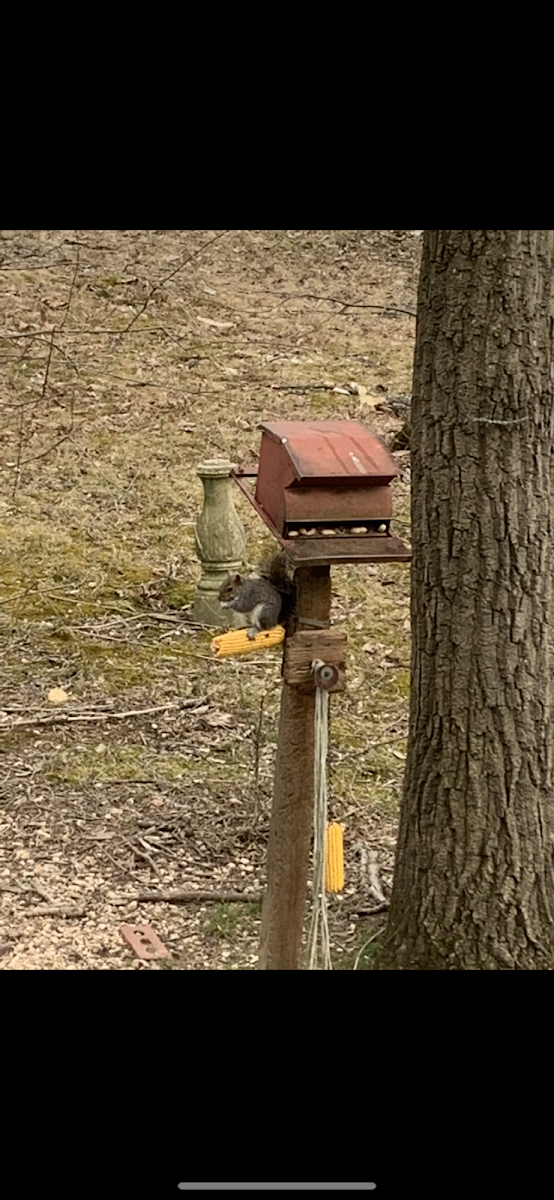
[381,230,554,970]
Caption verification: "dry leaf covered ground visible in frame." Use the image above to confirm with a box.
[0,229,420,970]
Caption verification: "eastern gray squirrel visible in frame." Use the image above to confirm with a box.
[218,550,296,639]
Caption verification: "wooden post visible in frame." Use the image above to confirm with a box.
[258,565,331,970]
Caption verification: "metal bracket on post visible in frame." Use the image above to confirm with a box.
[283,629,347,694]
[313,661,340,691]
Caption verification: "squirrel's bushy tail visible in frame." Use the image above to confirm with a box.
[259,549,296,623]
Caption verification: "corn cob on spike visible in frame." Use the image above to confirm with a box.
[211,624,286,659]
[325,822,345,892]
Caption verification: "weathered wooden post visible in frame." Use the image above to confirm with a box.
[258,565,332,969]
[229,420,411,970]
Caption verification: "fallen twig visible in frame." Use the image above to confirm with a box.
[346,902,390,916]
[94,778,177,786]
[1,698,208,730]
[271,382,338,393]
[110,890,264,905]
[19,906,87,919]
[29,880,55,904]
[353,925,386,970]
[259,289,416,318]
[129,839,162,878]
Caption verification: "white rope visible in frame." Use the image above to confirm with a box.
[307,660,333,971]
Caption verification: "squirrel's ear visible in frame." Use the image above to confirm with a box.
[233,574,242,583]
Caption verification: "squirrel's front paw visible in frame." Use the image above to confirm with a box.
[247,627,258,640]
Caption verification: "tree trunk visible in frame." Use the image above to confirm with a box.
[381,230,554,970]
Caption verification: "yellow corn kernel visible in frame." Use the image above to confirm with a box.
[211,624,285,659]
[325,822,345,892]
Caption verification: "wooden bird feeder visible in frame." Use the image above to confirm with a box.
[232,419,411,566]
[229,420,411,970]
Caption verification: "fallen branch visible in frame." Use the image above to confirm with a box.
[129,841,162,879]
[271,382,338,393]
[346,902,390,916]
[20,906,87,918]
[260,289,416,318]
[2,697,208,730]
[132,612,182,623]
[110,890,264,905]
[0,324,189,341]
[94,778,176,786]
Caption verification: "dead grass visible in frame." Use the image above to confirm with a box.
[0,229,419,969]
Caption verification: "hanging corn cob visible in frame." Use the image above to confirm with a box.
[325,822,345,892]
[211,624,286,659]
